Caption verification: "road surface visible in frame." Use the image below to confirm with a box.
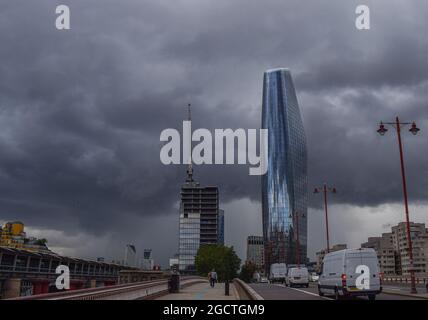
[249,282,425,300]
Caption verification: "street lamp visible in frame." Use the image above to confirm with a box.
[313,184,336,254]
[290,212,305,267]
[377,116,420,294]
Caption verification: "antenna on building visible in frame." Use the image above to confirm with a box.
[186,103,193,182]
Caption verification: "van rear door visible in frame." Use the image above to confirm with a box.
[345,251,380,292]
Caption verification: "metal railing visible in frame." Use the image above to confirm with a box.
[7,276,206,300]
[383,276,428,284]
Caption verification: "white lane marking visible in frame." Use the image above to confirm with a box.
[273,284,333,300]
[386,288,401,291]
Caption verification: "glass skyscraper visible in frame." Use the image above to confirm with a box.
[261,68,308,270]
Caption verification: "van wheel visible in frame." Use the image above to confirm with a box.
[334,288,340,300]
[368,294,376,301]
[318,286,324,297]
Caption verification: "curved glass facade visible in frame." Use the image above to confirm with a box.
[261,68,308,269]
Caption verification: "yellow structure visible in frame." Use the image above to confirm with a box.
[0,221,51,253]
[0,221,26,248]
[7,221,25,236]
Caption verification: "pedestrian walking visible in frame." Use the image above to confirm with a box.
[209,269,217,288]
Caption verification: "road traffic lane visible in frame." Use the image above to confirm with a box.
[249,283,328,300]
[251,283,425,300]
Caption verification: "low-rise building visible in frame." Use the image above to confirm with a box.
[361,233,396,275]
[391,222,428,275]
[362,222,428,276]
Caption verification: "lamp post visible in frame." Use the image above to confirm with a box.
[313,184,336,253]
[290,212,305,267]
[377,116,420,294]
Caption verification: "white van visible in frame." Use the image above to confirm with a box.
[252,272,261,283]
[285,267,309,287]
[318,248,382,300]
[269,263,287,283]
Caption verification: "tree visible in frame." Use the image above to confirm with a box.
[35,238,48,246]
[239,261,257,283]
[195,245,241,282]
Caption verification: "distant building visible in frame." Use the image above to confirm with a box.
[124,244,136,267]
[141,249,154,270]
[0,221,52,254]
[362,222,428,276]
[315,244,347,273]
[169,254,179,271]
[246,236,264,271]
[391,222,428,275]
[361,233,396,275]
[96,257,105,263]
[218,209,225,245]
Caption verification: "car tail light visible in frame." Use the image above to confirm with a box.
[341,274,347,287]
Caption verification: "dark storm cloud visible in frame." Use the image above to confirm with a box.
[1,0,428,262]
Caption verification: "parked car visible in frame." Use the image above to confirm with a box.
[285,267,309,287]
[309,272,319,282]
[318,248,382,300]
[259,276,269,283]
[269,263,287,283]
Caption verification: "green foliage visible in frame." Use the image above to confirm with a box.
[239,261,257,283]
[35,238,47,246]
[194,244,241,281]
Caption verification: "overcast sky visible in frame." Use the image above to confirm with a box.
[1,0,428,266]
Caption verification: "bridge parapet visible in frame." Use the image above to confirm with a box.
[233,278,264,300]
[0,246,136,298]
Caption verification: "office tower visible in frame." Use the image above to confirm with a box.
[246,235,264,271]
[261,68,308,271]
[124,244,136,267]
[218,209,225,245]
[179,171,221,273]
[178,105,223,273]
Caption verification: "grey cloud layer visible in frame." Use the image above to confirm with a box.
[1,0,427,262]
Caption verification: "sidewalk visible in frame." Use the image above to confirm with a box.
[383,285,428,299]
[157,282,238,300]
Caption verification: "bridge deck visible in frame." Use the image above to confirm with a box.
[157,282,238,300]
